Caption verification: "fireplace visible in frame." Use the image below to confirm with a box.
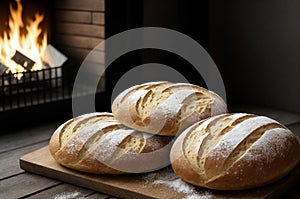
[0,0,106,128]
[1,0,299,130]
[1,0,209,127]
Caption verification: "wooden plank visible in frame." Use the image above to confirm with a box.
[0,122,58,153]
[56,0,105,12]
[85,192,111,199]
[0,141,48,180]
[20,146,300,199]
[93,12,105,25]
[56,10,92,23]
[0,173,60,199]
[55,34,103,49]
[56,23,105,38]
[230,105,300,126]
[26,183,95,199]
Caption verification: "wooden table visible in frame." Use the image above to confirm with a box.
[1,106,300,199]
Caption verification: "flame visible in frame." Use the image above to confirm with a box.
[0,0,47,79]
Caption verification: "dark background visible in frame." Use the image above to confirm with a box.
[106,0,300,113]
[1,0,300,130]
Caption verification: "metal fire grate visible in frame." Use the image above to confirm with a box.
[0,66,71,111]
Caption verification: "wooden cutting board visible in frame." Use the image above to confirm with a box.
[20,146,300,199]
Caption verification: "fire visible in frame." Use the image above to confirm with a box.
[0,0,47,78]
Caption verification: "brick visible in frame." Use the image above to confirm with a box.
[56,0,105,12]
[92,12,105,25]
[56,23,105,38]
[56,10,92,23]
[55,34,104,50]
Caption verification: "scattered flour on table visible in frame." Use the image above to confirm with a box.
[143,168,212,199]
[53,191,84,199]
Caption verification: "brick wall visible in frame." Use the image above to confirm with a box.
[53,0,105,89]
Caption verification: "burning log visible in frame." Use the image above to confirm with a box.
[11,51,36,71]
[0,63,8,75]
[0,0,70,109]
[0,0,47,76]
[0,45,67,87]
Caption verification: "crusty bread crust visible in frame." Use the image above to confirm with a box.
[112,82,227,136]
[170,113,300,190]
[49,112,172,174]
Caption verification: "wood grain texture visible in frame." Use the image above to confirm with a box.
[20,146,300,199]
[56,0,105,12]
[26,183,95,199]
[56,22,105,38]
[85,192,112,199]
[0,122,58,153]
[0,173,60,199]
[0,141,48,180]
[92,12,105,25]
[56,10,92,23]
[55,34,103,49]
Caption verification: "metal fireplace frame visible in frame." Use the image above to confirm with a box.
[0,65,71,112]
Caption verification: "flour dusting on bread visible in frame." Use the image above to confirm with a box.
[112,81,227,136]
[170,113,300,190]
[49,112,172,174]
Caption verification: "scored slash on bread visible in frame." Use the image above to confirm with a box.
[170,113,300,190]
[112,81,227,136]
[48,81,300,190]
[49,112,172,174]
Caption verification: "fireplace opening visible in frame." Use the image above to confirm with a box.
[0,0,106,129]
[0,0,72,112]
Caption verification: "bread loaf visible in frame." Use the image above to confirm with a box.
[112,81,227,136]
[49,112,172,174]
[170,113,300,190]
